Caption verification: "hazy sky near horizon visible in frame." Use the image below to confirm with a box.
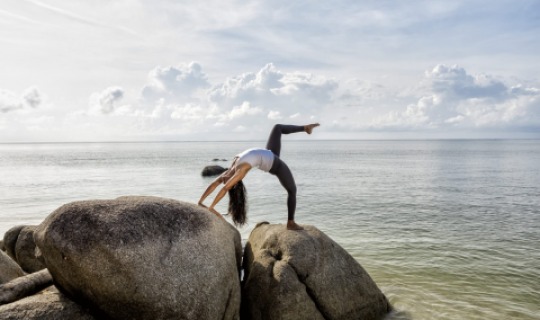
[1,0,539,141]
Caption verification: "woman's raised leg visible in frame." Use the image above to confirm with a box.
[265,124,306,156]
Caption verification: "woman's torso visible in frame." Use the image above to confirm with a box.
[236,148,275,172]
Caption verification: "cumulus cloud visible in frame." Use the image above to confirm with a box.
[208,63,336,124]
[95,62,539,138]
[0,86,42,113]
[267,110,282,120]
[376,64,540,130]
[116,62,339,137]
[227,101,262,120]
[89,86,124,114]
[142,62,210,103]
[18,62,536,142]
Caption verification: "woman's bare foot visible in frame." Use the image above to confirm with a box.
[304,123,320,134]
[287,220,304,230]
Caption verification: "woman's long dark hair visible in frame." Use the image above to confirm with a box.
[228,180,247,226]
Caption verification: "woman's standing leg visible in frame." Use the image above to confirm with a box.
[272,158,297,220]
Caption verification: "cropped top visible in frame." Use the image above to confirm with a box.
[236,148,275,172]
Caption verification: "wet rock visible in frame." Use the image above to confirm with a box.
[0,291,97,320]
[34,196,242,320]
[201,165,227,177]
[0,250,25,285]
[241,223,392,320]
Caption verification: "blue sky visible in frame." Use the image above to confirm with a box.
[1,0,539,141]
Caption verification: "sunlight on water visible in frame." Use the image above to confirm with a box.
[1,140,539,319]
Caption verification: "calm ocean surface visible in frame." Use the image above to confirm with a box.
[1,140,539,319]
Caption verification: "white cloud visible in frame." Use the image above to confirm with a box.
[142,62,210,103]
[375,65,540,130]
[22,87,42,108]
[89,86,124,114]
[0,86,42,113]
[2,62,540,142]
[208,63,335,124]
[0,90,21,113]
[267,110,282,120]
[227,101,262,120]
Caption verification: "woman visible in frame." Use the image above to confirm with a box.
[198,123,320,230]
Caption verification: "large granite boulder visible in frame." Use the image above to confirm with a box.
[0,250,25,285]
[0,292,97,320]
[201,165,227,177]
[242,223,391,320]
[34,196,242,320]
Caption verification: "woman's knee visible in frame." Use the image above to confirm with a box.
[287,185,297,196]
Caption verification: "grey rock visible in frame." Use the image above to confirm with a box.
[14,226,45,273]
[3,225,25,260]
[34,196,242,320]
[201,165,227,177]
[0,291,97,320]
[0,250,25,285]
[0,269,53,305]
[0,240,4,251]
[241,223,391,320]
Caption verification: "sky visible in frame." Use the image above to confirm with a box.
[1,0,539,142]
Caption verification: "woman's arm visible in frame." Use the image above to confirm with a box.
[198,176,224,207]
[208,164,250,215]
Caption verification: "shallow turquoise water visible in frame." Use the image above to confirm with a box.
[1,140,539,319]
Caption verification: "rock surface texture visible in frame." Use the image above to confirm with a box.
[3,225,25,260]
[0,269,54,305]
[0,292,97,320]
[14,226,45,273]
[201,165,227,177]
[2,225,45,273]
[0,250,25,285]
[242,223,391,320]
[34,196,242,320]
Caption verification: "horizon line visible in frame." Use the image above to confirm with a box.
[1,138,539,144]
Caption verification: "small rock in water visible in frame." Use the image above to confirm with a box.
[201,165,227,177]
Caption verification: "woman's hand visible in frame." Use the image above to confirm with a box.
[208,206,226,221]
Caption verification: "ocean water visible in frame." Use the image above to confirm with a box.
[0,140,539,319]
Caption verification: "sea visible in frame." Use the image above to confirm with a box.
[0,140,539,319]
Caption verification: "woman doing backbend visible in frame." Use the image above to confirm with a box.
[198,123,320,230]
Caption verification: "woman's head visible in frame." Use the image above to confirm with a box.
[228,180,247,226]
